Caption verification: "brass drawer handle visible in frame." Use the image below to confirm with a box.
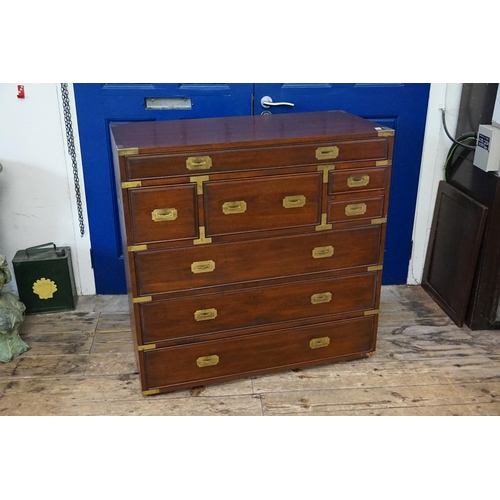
[316,146,339,160]
[191,260,216,274]
[186,156,212,171]
[311,292,332,304]
[197,354,219,367]
[347,174,370,188]
[345,203,367,216]
[309,337,331,349]
[312,246,334,259]
[151,208,178,222]
[194,308,218,321]
[283,195,306,208]
[222,200,247,214]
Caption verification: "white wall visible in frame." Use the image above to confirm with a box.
[408,83,463,284]
[0,83,460,296]
[0,83,95,295]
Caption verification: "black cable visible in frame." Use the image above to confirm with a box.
[444,133,477,182]
[441,109,476,151]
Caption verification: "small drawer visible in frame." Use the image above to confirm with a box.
[327,196,385,224]
[134,225,382,295]
[204,173,322,237]
[142,315,376,391]
[328,167,387,195]
[126,184,198,245]
[138,273,377,344]
[124,138,390,180]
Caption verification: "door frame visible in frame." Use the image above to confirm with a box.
[407,83,463,284]
[59,83,95,295]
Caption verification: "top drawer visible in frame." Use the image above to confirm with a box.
[123,139,390,180]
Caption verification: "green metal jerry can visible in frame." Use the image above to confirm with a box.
[12,242,78,314]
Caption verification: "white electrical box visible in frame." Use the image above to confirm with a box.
[473,124,500,173]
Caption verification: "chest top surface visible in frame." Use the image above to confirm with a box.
[110,111,388,154]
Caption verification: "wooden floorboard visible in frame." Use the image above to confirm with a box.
[1,285,499,416]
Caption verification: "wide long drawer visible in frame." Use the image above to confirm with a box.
[138,272,377,344]
[142,315,376,392]
[124,138,390,180]
[134,225,382,295]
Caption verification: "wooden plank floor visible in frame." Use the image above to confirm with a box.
[1,285,499,416]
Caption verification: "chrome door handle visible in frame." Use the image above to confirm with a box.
[261,96,295,108]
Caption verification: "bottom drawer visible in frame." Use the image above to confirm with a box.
[142,315,376,393]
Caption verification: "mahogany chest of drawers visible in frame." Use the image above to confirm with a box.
[110,111,394,396]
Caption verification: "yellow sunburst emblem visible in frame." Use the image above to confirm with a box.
[33,278,58,299]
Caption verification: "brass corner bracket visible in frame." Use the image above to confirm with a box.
[117,147,139,156]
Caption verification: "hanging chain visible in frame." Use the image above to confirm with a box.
[60,83,85,237]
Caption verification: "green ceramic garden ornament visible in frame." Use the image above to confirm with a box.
[0,255,29,362]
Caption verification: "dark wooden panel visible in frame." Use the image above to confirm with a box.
[204,173,322,236]
[329,167,388,194]
[448,150,500,330]
[134,225,382,295]
[139,273,377,344]
[327,195,385,224]
[127,184,198,244]
[422,181,488,327]
[143,316,375,391]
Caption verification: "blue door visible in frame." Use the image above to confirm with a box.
[74,83,429,293]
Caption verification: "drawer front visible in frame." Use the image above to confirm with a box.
[139,273,377,343]
[205,173,321,236]
[124,139,389,180]
[143,316,375,390]
[328,195,385,224]
[135,225,382,295]
[127,184,198,244]
[328,167,387,195]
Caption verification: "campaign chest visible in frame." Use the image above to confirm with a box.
[110,111,394,396]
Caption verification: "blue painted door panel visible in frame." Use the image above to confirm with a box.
[254,84,430,284]
[74,83,429,293]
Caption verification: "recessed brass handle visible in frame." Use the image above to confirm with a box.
[197,354,219,367]
[316,146,339,160]
[151,208,178,222]
[345,203,367,216]
[309,337,331,349]
[186,156,212,171]
[194,308,218,321]
[222,200,247,214]
[283,195,306,208]
[312,246,334,259]
[347,174,370,188]
[311,292,332,304]
[191,260,216,274]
